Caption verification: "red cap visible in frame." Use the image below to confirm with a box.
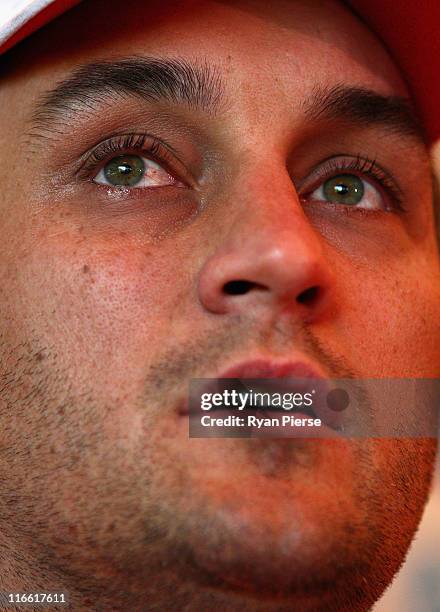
[350,0,440,142]
[0,0,439,142]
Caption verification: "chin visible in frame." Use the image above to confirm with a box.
[171,522,389,612]
[164,491,414,612]
[150,437,436,610]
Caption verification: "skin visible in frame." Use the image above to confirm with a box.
[0,0,439,610]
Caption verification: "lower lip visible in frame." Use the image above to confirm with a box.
[179,359,329,416]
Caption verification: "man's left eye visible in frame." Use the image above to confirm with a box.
[93,154,176,188]
[309,173,383,209]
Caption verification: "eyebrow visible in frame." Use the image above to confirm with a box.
[30,58,425,145]
[31,57,225,129]
[305,84,425,142]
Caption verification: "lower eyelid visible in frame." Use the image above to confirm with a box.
[88,183,190,206]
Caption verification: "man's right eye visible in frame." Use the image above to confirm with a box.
[93,154,179,189]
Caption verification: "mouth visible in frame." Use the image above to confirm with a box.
[180,357,346,434]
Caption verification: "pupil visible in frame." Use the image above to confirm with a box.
[119,164,132,175]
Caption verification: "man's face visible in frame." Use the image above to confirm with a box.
[0,0,439,609]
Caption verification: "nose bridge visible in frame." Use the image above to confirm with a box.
[197,161,334,320]
[222,160,324,265]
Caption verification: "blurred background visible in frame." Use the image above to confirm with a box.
[375,453,440,612]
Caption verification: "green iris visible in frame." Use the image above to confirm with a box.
[323,174,364,205]
[104,155,145,187]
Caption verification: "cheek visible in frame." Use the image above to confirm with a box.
[333,256,440,376]
[7,230,197,392]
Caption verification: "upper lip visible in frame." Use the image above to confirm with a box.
[218,358,328,381]
[181,356,346,429]
[217,359,330,420]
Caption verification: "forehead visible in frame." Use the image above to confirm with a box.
[8,0,407,102]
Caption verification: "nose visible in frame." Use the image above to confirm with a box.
[198,171,334,322]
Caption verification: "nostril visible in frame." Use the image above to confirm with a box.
[223,280,259,295]
[297,286,320,305]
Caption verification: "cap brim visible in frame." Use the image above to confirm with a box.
[0,0,81,56]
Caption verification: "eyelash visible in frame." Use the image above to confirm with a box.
[303,155,405,212]
[78,133,181,182]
